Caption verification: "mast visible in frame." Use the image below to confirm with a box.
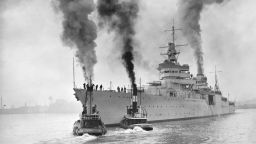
[215,66,217,90]
[89,76,92,114]
[73,57,76,88]
[160,21,186,63]
[210,66,222,92]
[139,78,141,105]
[172,19,175,44]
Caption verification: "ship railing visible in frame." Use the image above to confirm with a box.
[82,114,100,120]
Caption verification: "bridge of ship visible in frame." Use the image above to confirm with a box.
[157,61,195,85]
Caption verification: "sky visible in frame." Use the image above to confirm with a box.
[0,0,256,107]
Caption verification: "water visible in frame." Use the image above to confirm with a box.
[0,109,255,144]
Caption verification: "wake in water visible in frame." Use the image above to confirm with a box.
[37,127,152,144]
[122,126,147,134]
[69,134,97,144]
[106,126,149,136]
[37,133,97,144]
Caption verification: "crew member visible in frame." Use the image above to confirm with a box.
[92,104,97,114]
[83,83,86,89]
[82,105,87,115]
[86,84,90,91]
[91,84,95,91]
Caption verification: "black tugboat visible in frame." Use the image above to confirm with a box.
[120,84,153,131]
[73,78,107,136]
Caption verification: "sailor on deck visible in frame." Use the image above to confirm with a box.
[82,105,87,115]
[86,84,90,90]
[92,105,98,114]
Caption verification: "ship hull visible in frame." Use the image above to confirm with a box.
[74,89,235,126]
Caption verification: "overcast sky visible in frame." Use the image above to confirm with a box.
[0,0,256,107]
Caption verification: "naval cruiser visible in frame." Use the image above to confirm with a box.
[73,25,235,126]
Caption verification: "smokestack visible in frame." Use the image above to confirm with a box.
[56,0,97,80]
[132,83,137,96]
[177,0,227,75]
[97,0,139,86]
[132,83,138,113]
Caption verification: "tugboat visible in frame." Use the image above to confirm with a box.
[120,84,153,131]
[73,78,107,136]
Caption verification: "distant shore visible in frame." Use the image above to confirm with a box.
[0,99,82,114]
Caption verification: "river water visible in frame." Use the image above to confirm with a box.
[0,109,255,144]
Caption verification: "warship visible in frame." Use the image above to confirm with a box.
[73,25,235,127]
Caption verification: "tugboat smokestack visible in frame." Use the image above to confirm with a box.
[133,84,137,96]
[132,84,138,114]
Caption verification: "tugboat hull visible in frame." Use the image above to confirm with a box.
[74,127,107,136]
[73,115,107,136]
[120,117,153,131]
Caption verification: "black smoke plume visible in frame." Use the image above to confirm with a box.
[97,0,139,87]
[178,0,226,75]
[56,0,97,80]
